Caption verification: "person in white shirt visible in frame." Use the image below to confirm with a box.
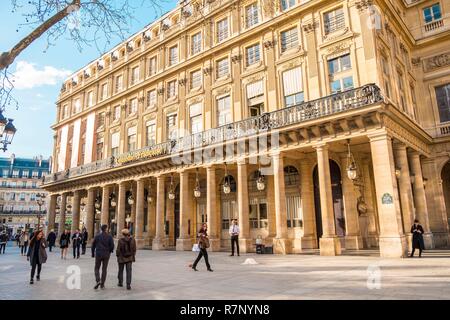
[229,219,240,256]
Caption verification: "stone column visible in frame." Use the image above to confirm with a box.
[46,194,58,234]
[130,181,137,233]
[315,143,341,256]
[340,155,363,250]
[116,182,127,238]
[71,190,81,233]
[135,179,145,248]
[147,179,156,245]
[177,171,192,251]
[101,185,111,226]
[58,193,67,235]
[86,188,95,241]
[409,151,434,249]
[152,176,166,250]
[393,142,415,249]
[206,166,221,251]
[300,159,317,249]
[272,153,292,254]
[237,160,252,252]
[369,133,407,258]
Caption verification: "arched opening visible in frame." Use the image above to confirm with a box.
[220,175,237,232]
[313,160,345,246]
[248,170,268,230]
[441,161,450,227]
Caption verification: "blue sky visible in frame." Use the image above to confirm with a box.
[0,0,177,159]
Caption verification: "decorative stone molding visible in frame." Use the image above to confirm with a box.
[187,96,203,106]
[302,21,318,34]
[423,52,450,73]
[213,85,231,96]
[411,57,421,66]
[157,87,165,95]
[355,0,374,12]
[263,40,276,50]
[242,73,265,85]
[323,27,350,42]
[384,117,430,156]
[203,66,213,75]
[178,78,187,86]
[231,54,242,63]
[326,40,353,55]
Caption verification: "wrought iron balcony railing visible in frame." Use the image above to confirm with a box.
[43,84,383,185]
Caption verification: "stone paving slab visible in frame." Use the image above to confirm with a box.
[1,245,450,300]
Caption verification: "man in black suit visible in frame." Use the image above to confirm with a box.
[92,224,114,289]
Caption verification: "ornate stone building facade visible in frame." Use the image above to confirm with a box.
[0,155,50,234]
[42,0,450,257]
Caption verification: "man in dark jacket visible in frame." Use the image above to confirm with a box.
[81,227,88,255]
[116,229,136,290]
[72,229,82,259]
[92,224,114,289]
[46,230,57,252]
[0,231,8,254]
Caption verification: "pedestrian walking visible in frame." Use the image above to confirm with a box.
[15,233,20,247]
[19,231,30,256]
[410,219,425,258]
[46,230,56,252]
[116,229,136,290]
[229,219,240,256]
[72,229,82,259]
[59,229,70,260]
[81,227,88,255]
[0,231,8,254]
[27,230,47,284]
[92,224,114,290]
[191,223,213,272]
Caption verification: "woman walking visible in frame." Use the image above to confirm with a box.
[27,230,47,284]
[410,219,425,257]
[116,229,136,290]
[19,231,29,256]
[59,229,71,260]
[191,223,213,272]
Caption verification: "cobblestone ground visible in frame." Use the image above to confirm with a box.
[1,243,450,300]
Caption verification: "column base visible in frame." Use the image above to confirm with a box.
[423,232,435,250]
[405,233,413,252]
[209,238,221,252]
[319,236,342,256]
[238,238,254,253]
[136,238,146,249]
[273,238,293,254]
[152,238,166,251]
[300,236,318,250]
[344,235,364,250]
[176,238,193,251]
[379,235,407,258]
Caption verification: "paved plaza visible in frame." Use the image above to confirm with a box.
[1,244,450,300]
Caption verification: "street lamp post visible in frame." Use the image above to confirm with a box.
[0,110,17,152]
[35,193,46,232]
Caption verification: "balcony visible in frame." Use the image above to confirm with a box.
[43,84,383,185]
[424,19,444,33]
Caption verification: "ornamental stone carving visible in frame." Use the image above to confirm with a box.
[423,52,450,72]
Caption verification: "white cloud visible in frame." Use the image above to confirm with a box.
[12,61,72,90]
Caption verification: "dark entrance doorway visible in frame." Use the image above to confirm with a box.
[313,160,345,246]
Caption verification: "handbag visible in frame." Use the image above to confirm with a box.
[201,237,210,249]
[60,239,67,247]
[192,243,200,252]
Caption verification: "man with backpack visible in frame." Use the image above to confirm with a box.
[116,228,136,290]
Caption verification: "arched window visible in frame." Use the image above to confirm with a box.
[284,165,300,187]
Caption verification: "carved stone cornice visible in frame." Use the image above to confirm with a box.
[355,0,374,12]
[302,21,318,34]
[263,40,276,50]
[423,52,450,73]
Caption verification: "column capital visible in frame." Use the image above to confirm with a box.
[367,131,392,143]
[312,142,329,151]
[392,140,407,149]
[408,150,421,158]
[236,158,247,165]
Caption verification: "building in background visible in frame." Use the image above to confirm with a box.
[0,154,51,235]
[42,0,450,258]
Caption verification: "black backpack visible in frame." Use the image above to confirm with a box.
[121,239,133,258]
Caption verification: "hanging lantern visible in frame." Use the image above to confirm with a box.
[110,192,117,207]
[147,182,154,203]
[256,174,265,191]
[80,202,86,211]
[95,194,101,209]
[194,169,201,198]
[346,140,358,181]
[223,165,231,194]
[168,174,175,200]
[128,193,134,205]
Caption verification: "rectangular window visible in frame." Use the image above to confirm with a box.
[87,91,94,107]
[129,98,138,115]
[96,137,104,160]
[436,83,450,123]
[2,170,8,178]
[283,67,304,107]
[22,170,29,178]
[328,54,353,94]
[280,27,299,52]
[216,58,229,79]
[382,56,391,98]
[423,3,442,24]
[281,0,295,11]
[114,105,121,121]
[12,170,19,178]
[146,121,156,146]
[20,193,25,201]
[217,95,232,127]
[190,103,203,134]
[101,83,108,100]
[32,182,37,188]
[147,90,157,108]
[148,56,157,76]
[217,18,229,43]
[167,80,177,99]
[169,46,178,66]
[32,171,39,178]
[127,127,137,152]
[324,8,345,35]
[191,32,202,55]
[73,99,81,114]
[190,70,202,89]
[115,75,123,93]
[249,198,268,229]
[397,72,406,112]
[245,3,259,28]
[111,132,120,157]
[246,44,260,67]
[97,112,105,128]
[131,66,140,85]
[166,114,178,140]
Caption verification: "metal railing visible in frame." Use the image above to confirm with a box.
[43,84,382,185]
